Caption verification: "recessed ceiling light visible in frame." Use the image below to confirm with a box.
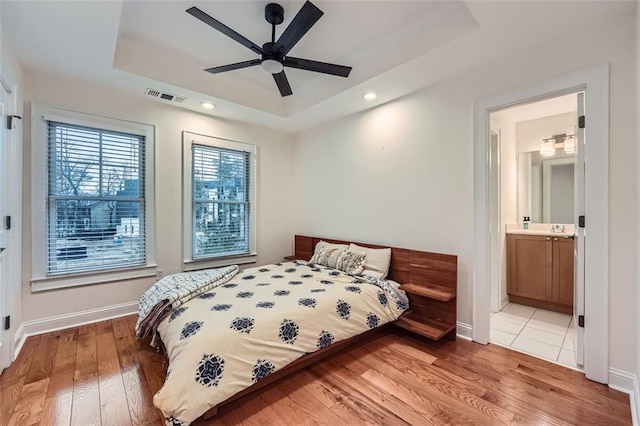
[201,101,216,110]
[363,92,377,101]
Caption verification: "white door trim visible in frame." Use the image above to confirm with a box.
[488,122,502,313]
[0,60,21,371]
[0,61,17,371]
[473,64,609,383]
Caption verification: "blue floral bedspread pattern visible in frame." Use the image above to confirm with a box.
[154,261,408,425]
[135,265,239,341]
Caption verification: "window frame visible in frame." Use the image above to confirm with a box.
[30,104,156,291]
[182,131,257,270]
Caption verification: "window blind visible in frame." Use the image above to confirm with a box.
[47,121,146,275]
[192,144,250,259]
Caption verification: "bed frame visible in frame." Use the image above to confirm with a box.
[202,234,457,419]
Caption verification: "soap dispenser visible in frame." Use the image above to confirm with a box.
[523,216,530,230]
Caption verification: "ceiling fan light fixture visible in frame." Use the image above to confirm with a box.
[200,101,216,110]
[261,59,284,74]
[363,92,377,101]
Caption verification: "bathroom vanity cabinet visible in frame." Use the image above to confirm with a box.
[507,233,574,314]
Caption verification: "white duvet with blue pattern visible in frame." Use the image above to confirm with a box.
[153,260,408,425]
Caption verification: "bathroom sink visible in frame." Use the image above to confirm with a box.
[505,223,575,237]
[506,229,575,237]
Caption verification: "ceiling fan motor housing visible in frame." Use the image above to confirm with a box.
[262,42,280,58]
[261,42,284,73]
[265,3,284,25]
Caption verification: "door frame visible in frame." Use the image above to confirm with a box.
[488,122,503,313]
[0,60,20,370]
[473,64,609,383]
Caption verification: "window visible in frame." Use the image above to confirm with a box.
[183,132,257,269]
[31,105,156,290]
[47,121,145,274]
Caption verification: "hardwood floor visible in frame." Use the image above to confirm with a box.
[0,315,632,425]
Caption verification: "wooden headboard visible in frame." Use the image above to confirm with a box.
[292,235,457,291]
[293,235,458,341]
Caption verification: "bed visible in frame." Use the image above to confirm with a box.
[139,235,457,426]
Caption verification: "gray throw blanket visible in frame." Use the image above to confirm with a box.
[136,265,238,345]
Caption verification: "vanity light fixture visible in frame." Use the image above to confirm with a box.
[539,140,556,157]
[563,136,577,154]
[201,101,216,110]
[540,133,576,157]
[363,92,377,101]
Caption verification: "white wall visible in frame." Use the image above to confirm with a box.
[293,14,638,373]
[21,71,295,322]
[1,28,25,336]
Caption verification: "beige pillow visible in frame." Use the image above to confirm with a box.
[348,243,391,279]
[312,241,348,267]
[314,240,348,252]
[310,247,338,266]
[335,250,367,275]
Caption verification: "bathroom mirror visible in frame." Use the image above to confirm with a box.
[517,150,575,224]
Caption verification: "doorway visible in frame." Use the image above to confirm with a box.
[473,65,609,384]
[489,94,581,370]
[0,81,8,371]
[0,62,21,373]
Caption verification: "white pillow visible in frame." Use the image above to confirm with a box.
[348,243,391,279]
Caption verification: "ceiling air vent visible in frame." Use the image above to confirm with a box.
[145,89,161,98]
[144,88,188,104]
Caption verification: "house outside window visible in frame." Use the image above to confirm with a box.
[31,105,156,291]
[183,131,257,269]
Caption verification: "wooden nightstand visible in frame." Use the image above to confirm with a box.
[395,282,457,341]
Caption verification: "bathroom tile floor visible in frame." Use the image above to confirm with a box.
[490,302,582,371]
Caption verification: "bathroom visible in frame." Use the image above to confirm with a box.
[489,93,581,370]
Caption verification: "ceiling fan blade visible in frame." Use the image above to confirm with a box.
[187,6,263,55]
[273,71,293,97]
[284,57,351,77]
[273,1,323,56]
[205,59,262,75]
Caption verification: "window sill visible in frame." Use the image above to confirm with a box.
[183,254,257,272]
[31,265,158,292]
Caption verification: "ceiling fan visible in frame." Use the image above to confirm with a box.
[186,1,352,97]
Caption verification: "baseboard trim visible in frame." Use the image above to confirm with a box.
[14,301,138,358]
[609,368,639,426]
[500,294,509,310]
[13,322,25,360]
[456,321,472,341]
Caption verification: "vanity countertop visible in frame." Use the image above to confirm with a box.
[506,229,575,237]
[505,223,575,238]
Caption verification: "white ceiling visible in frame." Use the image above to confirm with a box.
[0,1,635,134]
[492,93,578,125]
